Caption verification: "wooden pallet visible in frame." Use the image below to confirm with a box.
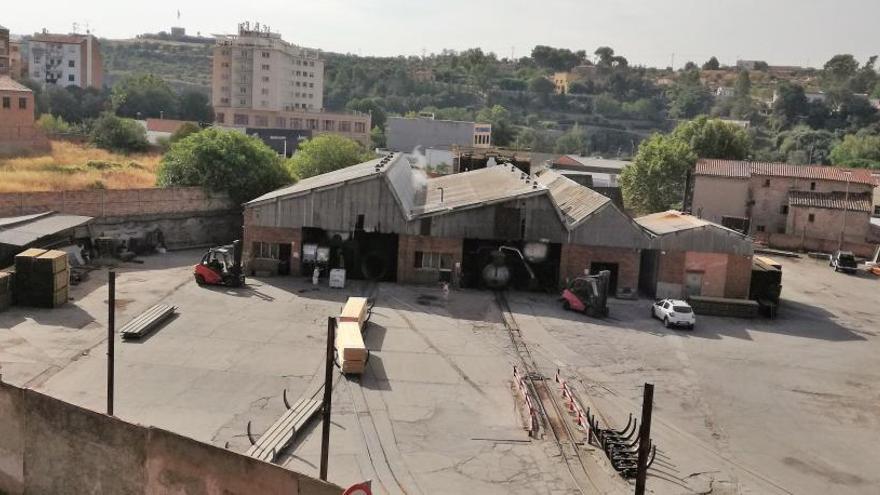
[246,397,323,463]
[120,303,177,339]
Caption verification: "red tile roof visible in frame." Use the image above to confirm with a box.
[146,118,195,133]
[696,159,876,185]
[0,75,31,93]
[553,155,583,167]
[788,191,873,212]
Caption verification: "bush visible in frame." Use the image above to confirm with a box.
[286,134,375,180]
[89,113,150,153]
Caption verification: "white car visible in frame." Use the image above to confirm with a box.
[651,299,696,329]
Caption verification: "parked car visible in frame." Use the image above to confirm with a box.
[651,299,696,329]
[830,250,858,274]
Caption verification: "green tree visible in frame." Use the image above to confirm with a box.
[528,76,556,94]
[476,105,514,145]
[619,133,696,214]
[666,70,711,119]
[157,128,290,204]
[731,70,754,119]
[702,57,720,70]
[822,54,860,89]
[370,125,386,149]
[46,86,84,122]
[89,113,150,153]
[36,114,73,134]
[286,134,375,180]
[20,78,49,116]
[531,45,584,71]
[554,125,588,154]
[671,116,751,159]
[771,82,809,128]
[111,73,178,119]
[170,122,201,143]
[830,133,880,168]
[346,97,387,129]
[776,126,838,165]
[177,90,214,122]
[514,127,551,151]
[594,47,627,68]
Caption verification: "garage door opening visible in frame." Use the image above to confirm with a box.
[461,239,561,290]
[590,262,619,295]
[300,228,399,282]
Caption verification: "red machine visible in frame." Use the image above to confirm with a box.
[193,240,244,287]
[560,271,610,318]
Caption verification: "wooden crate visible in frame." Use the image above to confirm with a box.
[35,250,69,274]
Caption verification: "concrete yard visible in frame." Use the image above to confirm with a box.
[0,251,878,494]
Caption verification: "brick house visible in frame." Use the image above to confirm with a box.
[0,76,49,155]
[690,159,876,254]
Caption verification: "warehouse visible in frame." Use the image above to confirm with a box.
[0,212,92,267]
[636,210,754,299]
[243,154,649,293]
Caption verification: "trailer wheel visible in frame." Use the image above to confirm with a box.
[195,274,206,285]
[562,300,571,311]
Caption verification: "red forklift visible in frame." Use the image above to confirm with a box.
[193,240,245,287]
[560,270,611,318]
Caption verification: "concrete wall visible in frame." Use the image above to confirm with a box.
[387,117,475,152]
[559,244,640,293]
[691,175,749,224]
[397,234,463,285]
[0,381,342,495]
[786,205,870,244]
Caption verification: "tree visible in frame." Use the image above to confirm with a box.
[683,61,698,71]
[702,57,720,71]
[20,78,49,116]
[531,45,584,71]
[286,134,375,180]
[89,113,150,153]
[177,90,214,122]
[528,76,556,94]
[666,70,711,119]
[514,127,552,152]
[554,125,588,154]
[619,133,696,213]
[370,125,386,149]
[111,73,178,119]
[822,54,860,89]
[771,82,809,128]
[731,70,755,119]
[594,46,628,68]
[157,128,290,204]
[830,133,880,169]
[170,122,201,143]
[671,116,751,159]
[476,105,514,145]
[346,97,387,129]
[567,81,590,94]
[776,126,837,165]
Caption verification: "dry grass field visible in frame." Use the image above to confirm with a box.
[0,141,162,192]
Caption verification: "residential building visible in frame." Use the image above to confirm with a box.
[211,22,371,146]
[386,116,491,153]
[714,86,735,98]
[552,65,599,94]
[27,31,102,88]
[0,75,49,154]
[690,159,877,255]
[636,210,753,299]
[9,38,26,80]
[0,25,9,75]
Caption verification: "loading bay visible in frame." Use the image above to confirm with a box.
[0,251,877,494]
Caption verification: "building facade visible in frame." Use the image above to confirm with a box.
[211,22,370,146]
[0,76,49,154]
[691,159,877,254]
[386,117,491,152]
[0,26,9,75]
[27,32,102,88]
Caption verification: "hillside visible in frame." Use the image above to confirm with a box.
[101,39,213,93]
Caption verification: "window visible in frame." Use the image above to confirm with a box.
[780,205,789,214]
[220,97,230,104]
[354,122,366,133]
[307,119,319,130]
[261,76,269,82]
[339,121,351,132]
[261,51,270,58]
[308,93,314,99]
[810,182,816,191]
[1,97,9,109]
[296,81,301,87]
[233,114,249,125]
[309,82,314,88]
[808,213,815,223]
[255,115,269,126]
[275,117,286,128]
[763,179,770,187]
[221,62,230,68]
[239,98,246,105]
[240,86,247,94]
[216,112,225,123]
[261,64,270,70]
[261,88,269,95]
[420,217,432,236]
[309,61,315,67]
[414,251,453,270]
[68,74,74,82]
[323,120,334,131]
[253,242,279,259]
[355,214,365,231]
[756,225,765,232]
[290,118,303,129]
[875,205,880,215]
[296,71,301,76]
[68,60,74,68]
[18,98,27,110]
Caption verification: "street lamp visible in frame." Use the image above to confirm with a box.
[839,171,852,251]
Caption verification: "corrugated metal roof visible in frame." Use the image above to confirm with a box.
[0,213,92,247]
[788,191,873,212]
[696,159,876,185]
[416,165,544,216]
[535,170,609,228]
[247,154,402,204]
[636,210,746,238]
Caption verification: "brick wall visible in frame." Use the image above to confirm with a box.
[0,187,232,218]
[397,234,463,285]
[656,250,751,299]
[559,244,640,293]
[725,254,753,299]
[243,225,303,276]
[0,89,48,154]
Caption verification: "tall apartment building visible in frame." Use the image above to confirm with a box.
[27,31,102,88]
[212,22,370,146]
[0,26,9,75]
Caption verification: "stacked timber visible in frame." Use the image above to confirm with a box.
[336,297,370,374]
[13,249,70,308]
[0,270,12,311]
[688,296,759,318]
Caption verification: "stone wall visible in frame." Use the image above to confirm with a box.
[0,381,342,495]
[756,232,877,258]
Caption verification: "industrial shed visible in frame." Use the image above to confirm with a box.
[0,212,92,267]
[243,155,649,292]
[636,210,753,300]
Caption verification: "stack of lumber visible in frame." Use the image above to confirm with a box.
[0,270,12,312]
[688,296,759,318]
[336,297,369,374]
[13,249,69,308]
[120,303,177,340]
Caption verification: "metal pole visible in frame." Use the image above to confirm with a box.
[107,271,116,416]
[634,383,654,495]
[319,316,336,481]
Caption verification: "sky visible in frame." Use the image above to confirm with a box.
[4,0,879,68]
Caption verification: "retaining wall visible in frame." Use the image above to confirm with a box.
[0,381,342,495]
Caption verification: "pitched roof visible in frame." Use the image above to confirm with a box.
[31,33,88,44]
[788,191,873,212]
[417,165,544,216]
[534,170,610,228]
[146,118,195,133]
[695,159,876,185]
[0,75,32,93]
[636,210,746,237]
[0,212,92,247]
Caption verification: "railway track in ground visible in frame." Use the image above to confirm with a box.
[495,291,606,495]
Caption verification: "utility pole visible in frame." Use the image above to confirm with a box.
[107,271,116,416]
[319,317,336,481]
[634,383,654,495]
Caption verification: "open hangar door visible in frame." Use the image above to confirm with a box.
[460,239,561,290]
[300,227,398,282]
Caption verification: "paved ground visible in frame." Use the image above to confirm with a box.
[1,252,878,494]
